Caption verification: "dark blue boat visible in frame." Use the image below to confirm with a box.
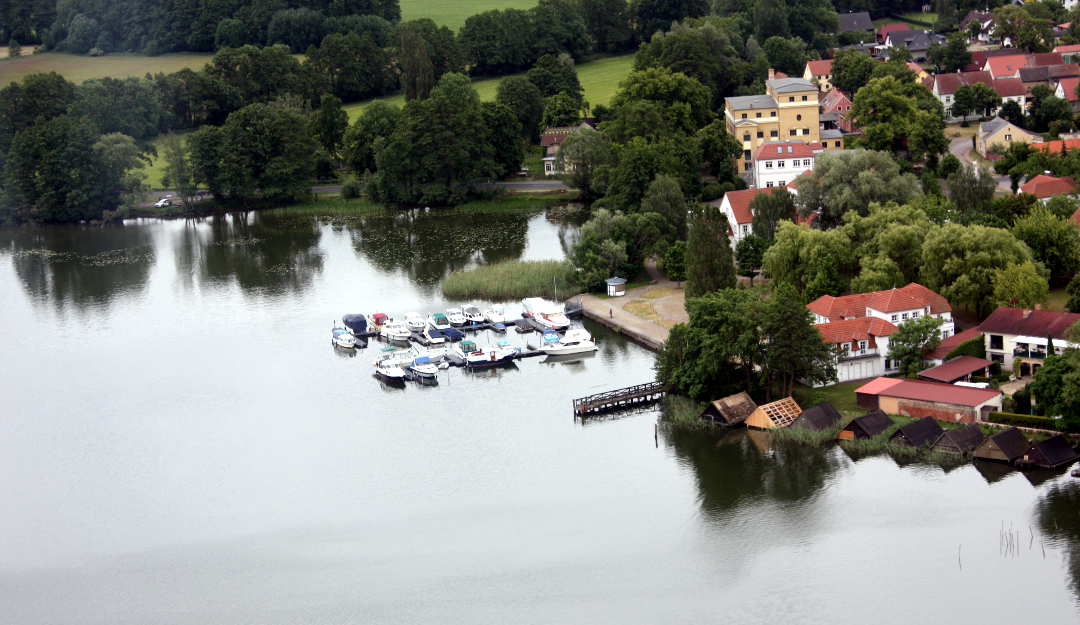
[342,314,369,347]
[442,326,465,341]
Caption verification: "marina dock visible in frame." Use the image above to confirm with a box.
[572,382,666,417]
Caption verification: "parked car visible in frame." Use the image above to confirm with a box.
[154,198,172,208]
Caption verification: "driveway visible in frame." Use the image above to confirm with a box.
[949,136,1013,194]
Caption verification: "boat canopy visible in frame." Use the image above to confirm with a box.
[432,313,448,323]
[342,314,367,332]
[461,340,478,352]
[371,312,389,322]
[414,356,432,365]
[464,305,481,314]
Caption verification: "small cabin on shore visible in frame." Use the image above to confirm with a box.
[745,396,802,430]
[889,416,945,448]
[700,392,757,427]
[793,402,843,431]
[1019,434,1080,469]
[838,410,892,440]
[973,427,1031,464]
[932,423,987,455]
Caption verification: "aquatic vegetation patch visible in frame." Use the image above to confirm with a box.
[442,260,579,301]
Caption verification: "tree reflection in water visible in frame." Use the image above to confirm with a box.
[1035,480,1080,601]
[1,224,154,313]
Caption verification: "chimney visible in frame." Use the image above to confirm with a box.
[768,67,776,81]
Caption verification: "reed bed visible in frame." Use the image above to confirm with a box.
[442,260,579,301]
[772,416,854,446]
[659,395,711,431]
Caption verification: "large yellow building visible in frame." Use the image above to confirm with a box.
[724,76,843,174]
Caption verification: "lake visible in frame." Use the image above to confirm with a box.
[1,206,1079,624]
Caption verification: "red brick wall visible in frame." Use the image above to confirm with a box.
[896,399,975,424]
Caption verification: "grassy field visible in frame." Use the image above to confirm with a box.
[401,0,537,31]
[344,53,635,121]
[0,52,213,85]
[792,380,864,415]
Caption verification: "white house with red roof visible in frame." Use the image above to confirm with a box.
[978,306,1080,377]
[540,122,593,176]
[803,59,834,91]
[752,140,822,189]
[807,283,956,383]
[1020,174,1078,202]
[1056,76,1080,112]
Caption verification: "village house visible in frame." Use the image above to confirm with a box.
[744,396,802,430]
[977,306,1080,376]
[961,11,995,44]
[837,11,874,36]
[932,423,987,455]
[924,327,984,366]
[699,391,757,427]
[803,59,834,91]
[975,117,1041,157]
[752,140,821,189]
[815,317,900,382]
[889,416,945,448]
[820,88,856,133]
[1054,43,1080,64]
[1019,174,1078,203]
[877,22,910,44]
[1019,63,1080,93]
[984,53,1064,79]
[724,74,842,175]
[917,356,993,384]
[854,377,1003,423]
[882,30,944,62]
[539,122,593,176]
[837,409,892,440]
[1055,76,1080,112]
[926,72,1026,122]
[792,402,843,431]
[973,426,1031,464]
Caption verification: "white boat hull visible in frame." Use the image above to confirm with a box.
[541,342,597,356]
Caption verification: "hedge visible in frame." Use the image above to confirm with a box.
[945,336,985,360]
[987,411,1062,431]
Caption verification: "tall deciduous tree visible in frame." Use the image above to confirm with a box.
[343,101,400,175]
[575,0,632,52]
[685,203,736,297]
[850,75,948,166]
[750,188,796,243]
[928,32,972,73]
[496,76,545,142]
[160,133,198,208]
[946,165,998,223]
[313,94,348,160]
[555,126,614,200]
[1011,206,1080,285]
[794,149,921,229]
[830,49,876,96]
[760,282,836,396]
[991,261,1050,309]
[887,315,944,378]
[640,174,687,239]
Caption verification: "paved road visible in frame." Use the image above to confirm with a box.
[948,135,1013,194]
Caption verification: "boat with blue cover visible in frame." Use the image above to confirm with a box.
[408,355,440,383]
[453,339,518,369]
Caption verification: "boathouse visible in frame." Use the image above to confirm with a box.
[932,423,986,455]
[889,416,945,448]
[1019,434,1079,469]
[700,392,757,426]
[793,402,843,431]
[916,356,993,384]
[853,377,1002,424]
[973,426,1031,464]
[837,410,892,440]
[744,396,802,430]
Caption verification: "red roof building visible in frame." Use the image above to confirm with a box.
[1033,138,1080,153]
[1057,76,1080,103]
[925,326,983,362]
[1020,174,1078,199]
[877,23,909,42]
[815,317,898,346]
[979,307,1080,340]
[854,377,1003,423]
[993,77,1027,98]
[807,283,953,323]
[1055,44,1080,54]
[917,356,994,383]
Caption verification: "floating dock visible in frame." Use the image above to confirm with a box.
[572,382,666,417]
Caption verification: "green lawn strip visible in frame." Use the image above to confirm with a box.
[791,380,864,415]
[400,0,538,31]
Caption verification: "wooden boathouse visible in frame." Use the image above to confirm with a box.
[745,397,802,430]
[700,392,757,427]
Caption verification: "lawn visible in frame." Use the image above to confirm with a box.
[343,53,635,121]
[401,0,537,31]
[792,380,864,415]
[138,133,178,190]
[0,52,213,85]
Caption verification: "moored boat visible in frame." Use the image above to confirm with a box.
[373,359,406,383]
[331,323,357,348]
[446,307,467,326]
[423,324,447,344]
[429,312,451,330]
[521,297,571,330]
[404,312,426,332]
[407,356,440,383]
[442,326,465,341]
[540,327,597,356]
[341,314,369,347]
[452,339,518,368]
[380,320,411,343]
[484,304,506,324]
[463,304,485,324]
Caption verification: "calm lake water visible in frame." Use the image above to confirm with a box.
[1,206,1079,624]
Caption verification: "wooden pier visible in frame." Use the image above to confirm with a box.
[572,382,665,417]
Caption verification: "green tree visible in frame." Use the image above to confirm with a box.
[920,223,1040,317]
[991,261,1050,308]
[887,315,944,378]
[267,8,325,52]
[307,32,390,101]
[343,101,400,176]
[735,234,766,285]
[575,0,633,52]
[601,136,702,211]
[946,165,998,223]
[633,20,750,107]
[761,282,837,396]
[1066,272,1080,313]
[541,93,583,128]
[951,83,1001,120]
[640,174,688,238]
[662,239,687,281]
[762,36,808,76]
[685,203,736,297]
[750,188,796,243]
[851,255,906,292]
[555,126,614,200]
[630,0,709,42]
[160,133,198,208]
[928,32,972,73]
[1032,95,1074,134]
[496,76,545,142]
[830,49,876,96]
[1011,206,1080,284]
[396,26,435,100]
[71,77,164,141]
[850,76,948,165]
[696,119,742,182]
[313,94,348,160]
[1044,194,1078,220]
[570,208,666,287]
[603,67,713,142]
[527,53,584,102]
[8,39,22,57]
[794,150,921,229]
[763,221,856,299]
[480,101,524,179]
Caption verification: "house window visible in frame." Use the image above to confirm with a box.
[835,141,841,147]
[912,311,919,318]
[757,131,764,138]
[766,181,774,187]
[788,96,795,102]
[859,340,867,351]
[741,224,749,234]
[743,133,750,141]
[990,335,1004,350]
[765,161,773,169]
[885,359,892,369]
[777,161,785,168]
[744,162,752,171]
[802,128,810,135]
[802,95,808,101]
[743,150,751,160]
[741,113,747,119]
[778,180,785,186]
[797,114,802,121]
[891,314,898,321]
[901,313,908,320]
[770,130,779,137]
[756,112,762,118]
[803,159,811,166]
[841,343,850,352]
[1005,134,1012,141]
[789,129,797,136]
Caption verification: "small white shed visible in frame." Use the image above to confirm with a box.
[605,277,627,297]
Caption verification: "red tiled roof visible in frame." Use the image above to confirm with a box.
[918,356,994,383]
[878,23,910,38]
[932,71,992,95]
[1020,174,1078,198]
[906,62,924,74]
[926,327,983,360]
[993,77,1026,97]
[806,59,833,77]
[1034,138,1080,153]
[1055,44,1080,54]
[755,140,821,160]
[1058,76,1080,102]
[713,188,774,225]
[806,283,950,321]
[815,317,897,344]
[1049,63,1080,79]
[978,307,1080,340]
[857,377,1001,407]
[1072,206,1080,226]
[986,54,1029,77]
[821,88,851,112]
[1032,52,1065,66]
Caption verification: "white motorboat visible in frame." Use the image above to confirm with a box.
[373,359,406,383]
[452,339,518,368]
[423,324,447,344]
[331,323,357,348]
[446,307,467,326]
[380,320,411,343]
[367,312,390,329]
[407,356,440,383]
[404,312,426,332]
[540,327,597,356]
[484,304,506,324]
[463,304,485,324]
[429,312,451,330]
[521,297,571,330]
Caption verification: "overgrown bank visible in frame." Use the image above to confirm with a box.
[443,260,579,300]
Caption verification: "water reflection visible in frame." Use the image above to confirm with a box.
[1036,481,1080,601]
[0,224,154,312]
[348,209,531,289]
[173,213,323,296]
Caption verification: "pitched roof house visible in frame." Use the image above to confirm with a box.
[753,140,822,190]
[838,11,874,33]
[1056,76,1080,111]
[961,11,995,43]
[928,72,1027,121]
[978,307,1080,374]
[973,426,1031,464]
[889,416,946,448]
[854,377,1003,424]
[976,117,1041,157]
[745,396,802,430]
[837,409,893,440]
[1019,174,1078,200]
[932,423,987,455]
[793,402,844,431]
[1020,434,1080,469]
[803,59,834,91]
[883,30,943,61]
[540,122,594,176]
[700,391,757,426]
[917,356,993,384]
[985,53,1065,79]
[877,22,910,43]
